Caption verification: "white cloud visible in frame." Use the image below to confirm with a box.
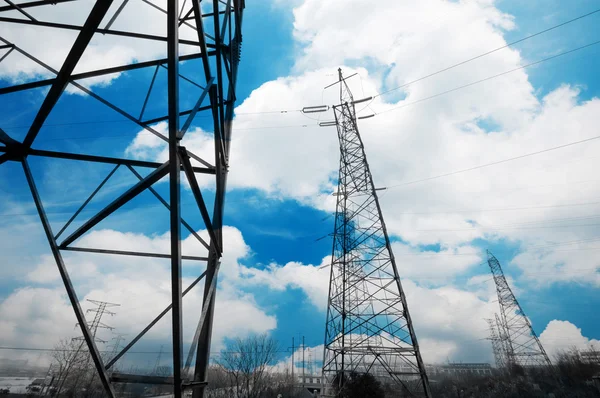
[539,320,600,359]
[0,226,275,362]
[0,0,201,88]
[391,242,483,283]
[269,344,324,375]
[119,0,600,286]
[235,256,330,311]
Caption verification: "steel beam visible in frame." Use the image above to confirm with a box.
[111,373,174,385]
[23,0,114,148]
[179,77,214,139]
[184,260,221,374]
[0,128,18,146]
[22,159,115,398]
[180,148,221,255]
[0,17,200,47]
[127,165,211,250]
[193,3,243,396]
[28,148,214,174]
[61,246,209,262]
[0,0,75,12]
[167,0,183,396]
[0,52,208,95]
[191,0,213,86]
[55,164,120,240]
[59,162,170,248]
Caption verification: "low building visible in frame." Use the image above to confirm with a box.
[581,350,600,365]
[297,374,323,395]
[428,363,493,378]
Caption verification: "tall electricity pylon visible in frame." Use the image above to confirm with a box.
[322,69,431,397]
[0,1,245,397]
[487,250,551,368]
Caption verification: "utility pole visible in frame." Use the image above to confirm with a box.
[487,250,551,368]
[302,336,305,388]
[321,68,431,397]
[290,337,295,384]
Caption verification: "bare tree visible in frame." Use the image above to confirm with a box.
[215,334,280,398]
[48,339,90,397]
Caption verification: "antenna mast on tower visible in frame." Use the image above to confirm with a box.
[322,69,431,397]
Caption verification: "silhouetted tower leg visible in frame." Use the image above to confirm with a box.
[322,69,431,397]
[487,250,551,368]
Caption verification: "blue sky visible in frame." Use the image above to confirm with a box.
[1,0,600,374]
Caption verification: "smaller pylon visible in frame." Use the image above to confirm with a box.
[486,315,507,369]
[487,250,551,368]
[74,300,120,343]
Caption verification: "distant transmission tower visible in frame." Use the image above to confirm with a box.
[74,299,120,343]
[108,333,127,372]
[486,315,508,369]
[487,250,551,367]
[322,69,431,397]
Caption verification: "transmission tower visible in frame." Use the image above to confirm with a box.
[487,250,551,368]
[322,69,431,397]
[153,345,164,374]
[74,299,119,343]
[0,1,245,397]
[486,315,508,369]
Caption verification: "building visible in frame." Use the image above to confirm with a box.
[580,350,600,365]
[297,374,323,395]
[428,363,493,378]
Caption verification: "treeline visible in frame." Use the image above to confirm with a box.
[429,349,600,398]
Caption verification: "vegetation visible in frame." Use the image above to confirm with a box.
[211,334,283,398]
[333,372,385,398]
[429,349,600,398]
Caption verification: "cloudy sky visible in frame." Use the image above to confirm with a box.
[1,0,600,374]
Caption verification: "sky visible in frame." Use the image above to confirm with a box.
[1,0,600,376]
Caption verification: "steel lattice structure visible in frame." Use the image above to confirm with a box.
[322,69,431,397]
[0,1,244,397]
[486,314,508,369]
[487,250,551,368]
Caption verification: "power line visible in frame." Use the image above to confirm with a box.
[383,132,600,189]
[5,39,598,144]
[392,200,600,215]
[373,8,600,98]
[414,222,600,233]
[1,122,316,143]
[373,39,600,117]
[3,10,596,137]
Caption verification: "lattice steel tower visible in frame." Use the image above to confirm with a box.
[0,1,245,397]
[322,69,431,397]
[487,250,551,368]
[486,314,508,369]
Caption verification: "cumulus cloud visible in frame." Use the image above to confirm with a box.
[0,0,200,88]
[0,226,275,362]
[539,320,600,359]
[124,0,600,286]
